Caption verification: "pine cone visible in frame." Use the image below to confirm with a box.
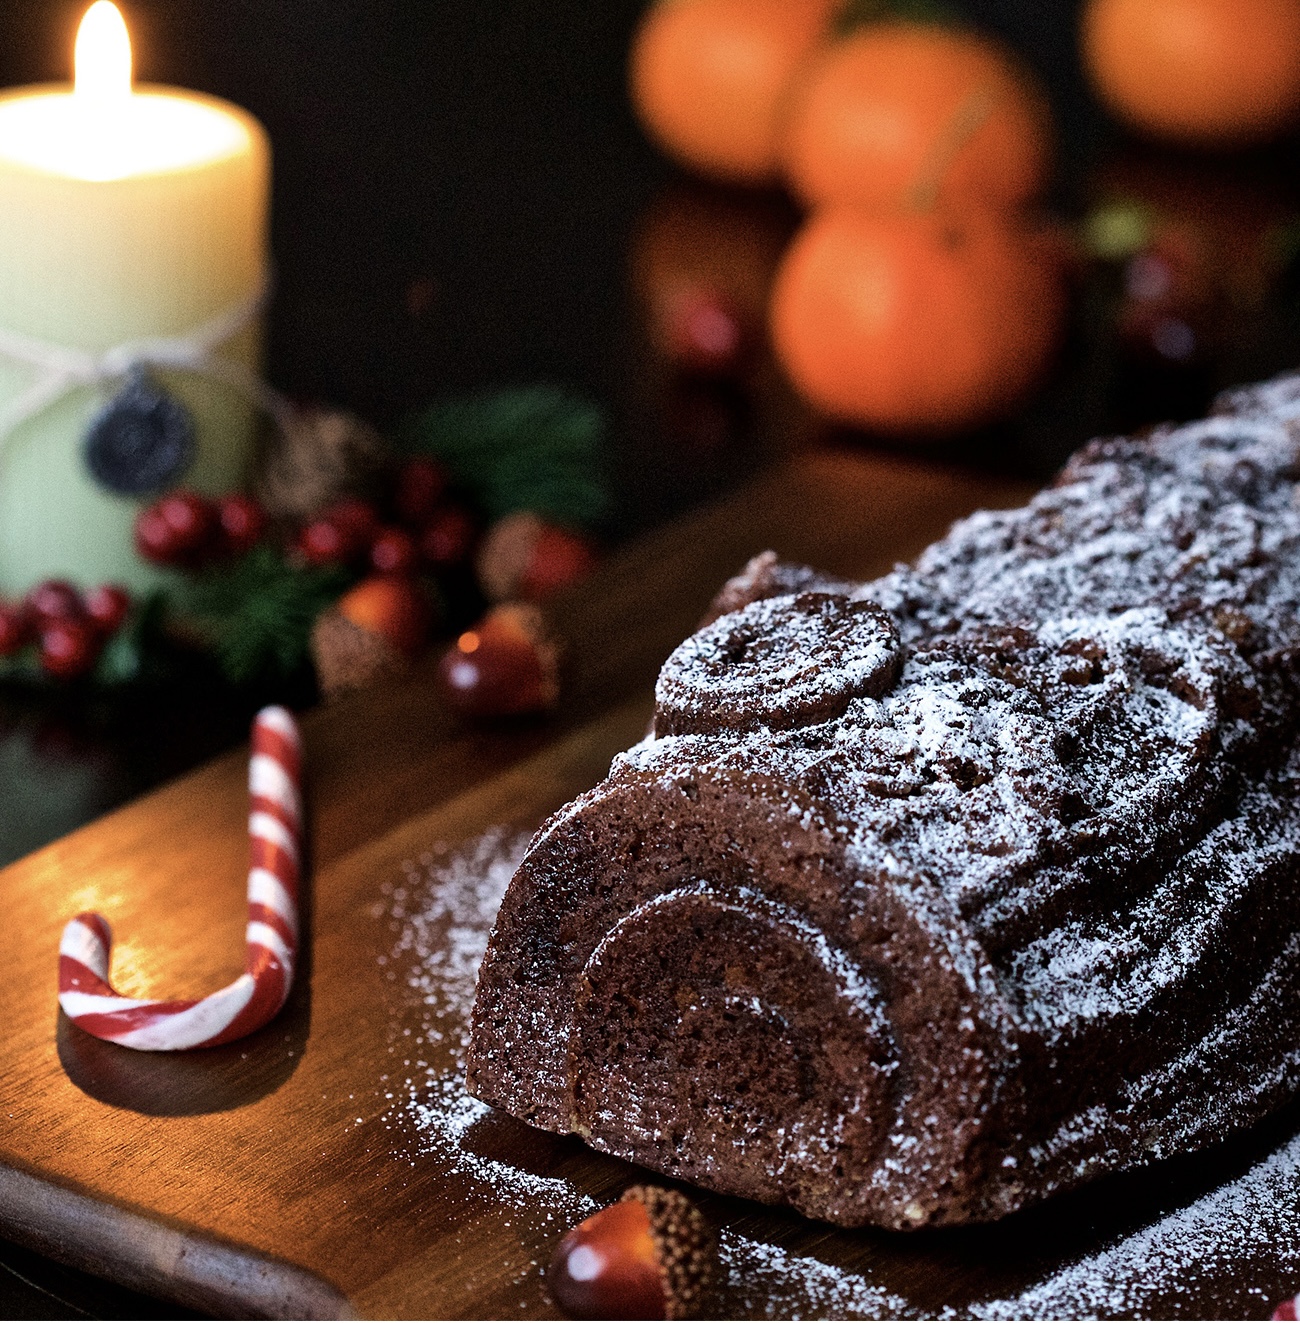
[254,406,390,522]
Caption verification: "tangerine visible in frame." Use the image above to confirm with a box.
[782,23,1052,213]
[1081,0,1300,146]
[769,207,1065,433]
[630,0,838,184]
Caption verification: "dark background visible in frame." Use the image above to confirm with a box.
[0,0,1097,430]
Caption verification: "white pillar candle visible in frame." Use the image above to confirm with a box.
[0,1,271,596]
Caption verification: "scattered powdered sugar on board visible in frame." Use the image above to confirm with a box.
[719,1129,1300,1322]
[371,829,1300,1320]
[374,826,597,1224]
[958,1132,1300,1320]
[718,1229,911,1320]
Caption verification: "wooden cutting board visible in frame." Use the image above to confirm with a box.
[4,448,1298,1320]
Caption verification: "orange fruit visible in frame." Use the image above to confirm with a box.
[782,23,1052,213]
[769,207,1064,433]
[1081,0,1300,146]
[630,0,838,184]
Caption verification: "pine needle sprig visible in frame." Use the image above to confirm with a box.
[181,545,353,687]
[401,387,608,529]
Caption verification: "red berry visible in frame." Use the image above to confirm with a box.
[369,526,418,575]
[135,506,180,564]
[136,492,216,565]
[420,505,477,567]
[336,575,431,656]
[155,491,216,559]
[82,584,131,635]
[39,618,100,679]
[0,602,30,656]
[26,579,84,624]
[662,286,750,376]
[324,498,379,543]
[216,493,267,556]
[298,518,357,566]
[436,604,560,718]
[395,456,448,526]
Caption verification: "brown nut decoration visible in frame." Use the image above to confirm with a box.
[548,1185,715,1320]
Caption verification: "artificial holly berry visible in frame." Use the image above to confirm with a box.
[25,579,84,625]
[662,286,750,377]
[336,575,432,658]
[476,512,599,602]
[158,491,215,557]
[436,603,561,718]
[420,504,478,567]
[395,456,448,526]
[216,493,268,557]
[134,506,178,564]
[135,491,215,565]
[297,517,357,567]
[369,526,418,576]
[548,1186,714,1320]
[0,602,30,656]
[39,618,100,679]
[82,584,131,635]
[324,497,380,544]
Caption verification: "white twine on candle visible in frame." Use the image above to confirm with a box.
[0,270,289,460]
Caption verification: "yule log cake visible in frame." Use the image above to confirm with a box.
[467,374,1300,1230]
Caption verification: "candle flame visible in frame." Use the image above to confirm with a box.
[74,2,132,104]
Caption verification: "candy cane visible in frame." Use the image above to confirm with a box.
[57,706,302,1051]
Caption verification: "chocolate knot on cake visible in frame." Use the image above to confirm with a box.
[654,591,902,737]
[467,372,1300,1231]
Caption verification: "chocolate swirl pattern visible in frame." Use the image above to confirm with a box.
[467,374,1300,1228]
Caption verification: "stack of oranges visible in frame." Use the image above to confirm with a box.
[631,0,1067,436]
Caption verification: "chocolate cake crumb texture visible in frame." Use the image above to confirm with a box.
[465,371,1300,1230]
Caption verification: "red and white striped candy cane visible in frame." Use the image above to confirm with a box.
[57,706,303,1051]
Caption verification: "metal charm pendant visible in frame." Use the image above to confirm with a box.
[83,366,197,496]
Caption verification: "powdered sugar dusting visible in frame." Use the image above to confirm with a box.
[715,1127,1300,1319]
[962,1131,1300,1319]
[375,827,596,1221]
[717,1229,911,1320]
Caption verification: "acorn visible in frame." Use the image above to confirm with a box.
[475,511,598,603]
[310,608,407,699]
[435,602,561,718]
[547,1185,715,1321]
[310,575,433,699]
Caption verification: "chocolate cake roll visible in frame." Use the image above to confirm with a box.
[466,373,1300,1229]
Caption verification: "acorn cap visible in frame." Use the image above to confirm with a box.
[310,608,408,698]
[622,1185,715,1321]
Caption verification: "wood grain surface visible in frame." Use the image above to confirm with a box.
[7,448,1290,1320]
